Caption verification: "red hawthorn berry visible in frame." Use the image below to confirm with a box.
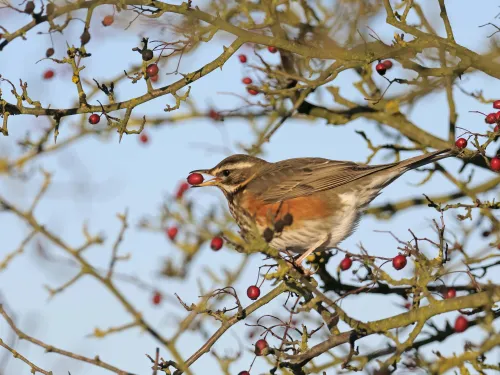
[375,63,387,76]
[152,291,162,305]
[247,285,261,300]
[404,302,412,309]
[247,88,259,95]
[455,138,467,149]
[139,133,149,144]
[46,48,54,58]
[238,54,247,63]
[209,109,221,121]
[382,60,393,69]
[238,371,250,375]
[392,254,407,270]
[43,70,55,80]
[210,236,224,251]
[88,114,100,125]
[495,125,499,132]
[176,182,189,199]
[493,100,500,109]
[454,315,468,333]
[485,113,497,124]
[187,173,204,185]
[490,157,500,172]
[166,226,178,241]
[254,339,268,356]
[495,111,500,121]
[102,15,114,26]
[150,75,159,82]
[242,77,253,85]
[444,288,456,299]
[268,46,278,53]
[146,63,159,77]
[340,256,352,271]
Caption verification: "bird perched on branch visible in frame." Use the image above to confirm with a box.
[191,149,454,273]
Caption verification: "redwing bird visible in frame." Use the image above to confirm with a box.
[191,149,454,271]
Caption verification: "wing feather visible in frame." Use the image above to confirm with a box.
[247,158,396,203]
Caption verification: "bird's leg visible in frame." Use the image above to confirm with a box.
[293,235,329,275]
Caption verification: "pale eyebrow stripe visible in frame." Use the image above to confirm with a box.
[213,161,255,173]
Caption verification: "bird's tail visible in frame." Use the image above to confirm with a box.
[372,148,455,191]
[397,148,454,172]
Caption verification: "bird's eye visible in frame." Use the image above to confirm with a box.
[222,169,231,177]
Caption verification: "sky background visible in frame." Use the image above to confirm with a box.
[0,1,499,374]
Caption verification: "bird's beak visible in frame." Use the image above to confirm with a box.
[189,169,220,187]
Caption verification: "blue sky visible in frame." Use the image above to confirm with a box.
[1,1,499,374]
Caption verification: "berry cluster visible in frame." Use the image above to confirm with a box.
[484,100,500,127]
[484,100,500,172]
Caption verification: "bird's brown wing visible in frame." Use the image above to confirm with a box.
[247,158,396,204]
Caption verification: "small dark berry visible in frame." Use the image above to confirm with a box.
[46,48,54,58]
[166,227,178,241]
[238,54,247,63]
[490,157,500,172]
[263,228,274,242]
[80,29,91,45]
[142,49,154,61]
[485,113,497,124]
[392,254,407,270]
[455,138,467,149]
[493,100,500,109]
[454,315,468,333]
[382,60,393,69]
[238,371,250,375]
[254,339,268,356]
[24,1,35,14]
[268,46,278,53]
[146,63,159,77]
[444,288,456,299]
[210,236,224,251]
[187,173,204,185]
[247,285,261,300]
[340,256,352,271]
[242,77,253,85]
[375,63,386,76]
[88,114,100,125]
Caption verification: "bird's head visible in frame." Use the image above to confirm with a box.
[190,154,268,195]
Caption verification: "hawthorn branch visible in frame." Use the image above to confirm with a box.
[0,305,133,375]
